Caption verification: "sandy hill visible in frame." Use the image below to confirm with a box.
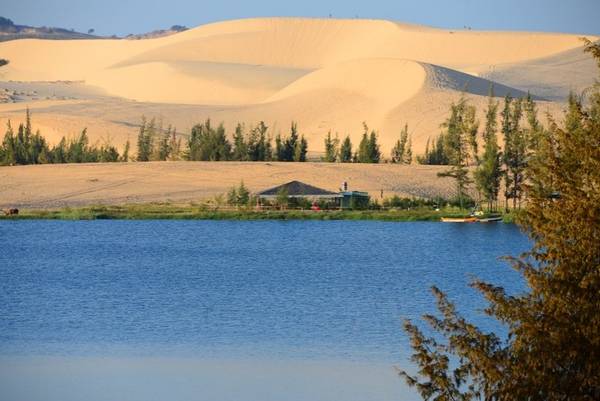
[0,17,597,155]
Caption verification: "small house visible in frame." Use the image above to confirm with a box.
[257,180,341,202]
[257,180,370,209]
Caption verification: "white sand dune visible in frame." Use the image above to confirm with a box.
[0,17,596,154]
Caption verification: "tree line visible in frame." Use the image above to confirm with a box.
[0,109,128,165]
[416,90,544,212]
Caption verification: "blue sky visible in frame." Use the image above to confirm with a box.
[2,0,598,37]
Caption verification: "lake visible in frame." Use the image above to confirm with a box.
[0,221,529,401]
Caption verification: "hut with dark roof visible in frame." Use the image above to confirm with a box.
[256,180,370,209]
[257,180,341,200]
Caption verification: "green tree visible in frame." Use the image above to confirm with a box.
[437,97,477,209]
[168,129,181,161]
[275,134,284,161]
[323,131,339,162]
[232,123,248,161]
[156,125,172,161]
[280,122,299,161]
[121,140,130,162]
[404,134,413,164]
[400,42,600,401]
[368,127,381,163]
[339,135,353,163]
[502,96,527,210]
[293,135,308,162]
[275,186,289,209]
[136,116,152,162]
[391,124,408,163]
[1,120,16,165]
[357,123,381,163]
[475,93,502,212]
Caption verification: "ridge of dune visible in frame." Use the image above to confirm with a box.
[264,58,426,106]
[0,17,595,156]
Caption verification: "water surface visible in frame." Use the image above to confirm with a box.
[0,221,529,401]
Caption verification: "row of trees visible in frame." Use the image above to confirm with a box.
[428,90,543,211]
[322,123,394,163]
[0,109,128,165]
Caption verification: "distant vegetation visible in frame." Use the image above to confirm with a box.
[125,25,188,39]
[0,109,128,165]
[0,15,99,41]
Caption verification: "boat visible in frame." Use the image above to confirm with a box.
[478,216,503,223]
[441,217,478,223]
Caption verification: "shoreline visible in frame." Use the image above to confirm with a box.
[0,204,517,222]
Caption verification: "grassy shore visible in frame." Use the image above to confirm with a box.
[0,203,517,222]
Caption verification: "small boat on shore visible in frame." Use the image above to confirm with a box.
[478,216,503,223]
[441,217,478,223]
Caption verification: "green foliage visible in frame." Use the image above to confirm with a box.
[475,93,502,211]
[275,186,289,209]
[417,134,450,165]
[357,122,381,163]
[502,95,527,210]
[323,131,339,162]
[400,46,600,401]
[187,119,232,161]
[273,122,307,162]
[339,135,353,162]
[121,140,130,162]
[391,124,412,164]
[437,97,477,209]
[232,123,248,161]
[227,181,251,206]
[0,109,125,165]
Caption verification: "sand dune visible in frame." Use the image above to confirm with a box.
[0,18,596,154]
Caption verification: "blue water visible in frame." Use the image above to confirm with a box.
[0,221,529,401]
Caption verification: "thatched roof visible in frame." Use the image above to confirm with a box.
[257,180,340,197]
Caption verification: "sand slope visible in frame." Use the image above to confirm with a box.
[0,18,596,154]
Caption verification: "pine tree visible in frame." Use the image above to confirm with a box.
[275,134,284,161]
[323,131,339,162]
[1,120,15,165]
[237,181,250,205]
[357,131,370,163]
[168,130,181,161]
[391,124,408,163]
[502,96,527,210]
[121,140,130,162]
[368,129,381,163]
[157,125,171,161]
[282,122,299,161]
[136,116,150,162]
[339,135,353,163]
[475,93,502,211]
[404,134,413,164]
[437,97,476,209]
[293,135,307,162]
[254,121,269,161]
[232,123,248,161]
